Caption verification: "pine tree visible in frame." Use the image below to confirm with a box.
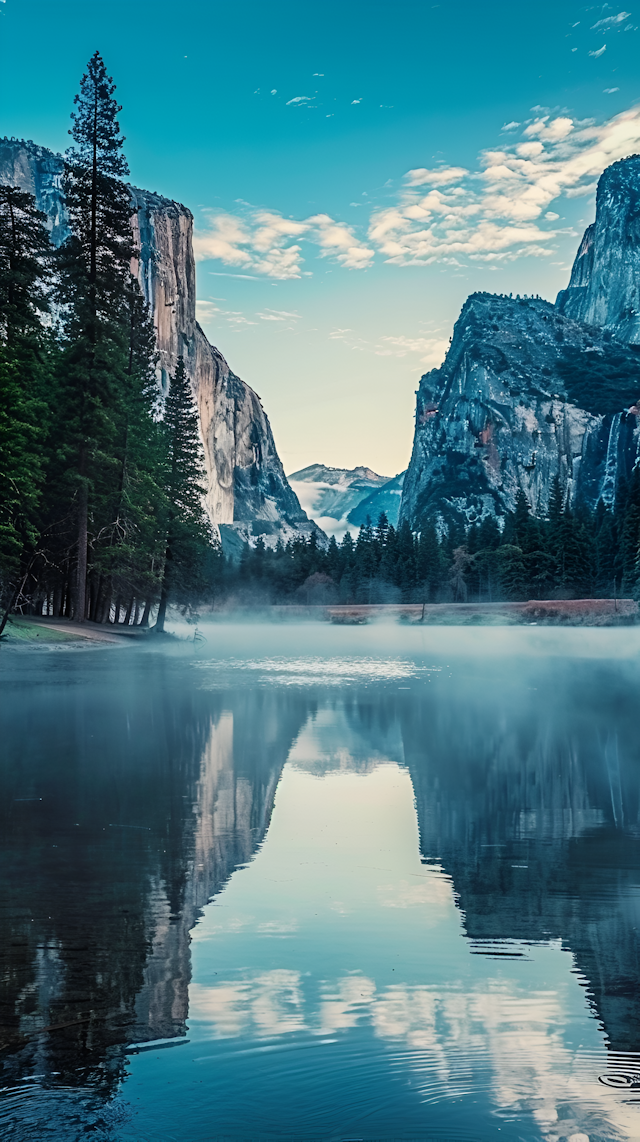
[0,186,53,601]
[0,185,51,342]
[416,524,443,601]
[620,466,640,596]
[477,515,501,550]
[504,487,534,553]
[594,500,619,596]
[88,278,164,623]
[56,51,135,622]
[155,357,212,631]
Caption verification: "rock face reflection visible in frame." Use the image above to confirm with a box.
[0,654,308,1094]
[395,661,640,1053]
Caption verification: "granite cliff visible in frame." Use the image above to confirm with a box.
[557,155,640,341]
[400,156,640,533]
[0,137,319,552]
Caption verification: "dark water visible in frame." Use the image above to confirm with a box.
[2,624,640,1141]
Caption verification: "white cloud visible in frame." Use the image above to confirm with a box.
[376,335,448,366]
[405,166,469,187]
[257,309,301,321]
[194,208,374,279]
[591,11,630,29]
[501,121,520,132]
[368,104,640,266]
[523,116,573,141]
[196,300,258,327]
[604,87,620,93]
[195,300,221,322]
[193,214,254,266]
[351,99,362,105]
[589,44,607,56]
[286,96,312,105]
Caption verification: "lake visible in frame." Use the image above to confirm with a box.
[2,623,640,1141]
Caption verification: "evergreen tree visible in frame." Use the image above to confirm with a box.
[477,515,501,550]
[88,280,164,623]
[155,357,213,631]
[594,501,619,596]
[504,487,534,552]
[620,466,640,596]
[55,51,135,622]
[0,186,53,600]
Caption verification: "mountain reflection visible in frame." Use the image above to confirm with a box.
[2,640,640,1140]
[395,659,640,1056]
[0,652,308,1096]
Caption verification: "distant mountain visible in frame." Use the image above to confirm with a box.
[287,464,405,535]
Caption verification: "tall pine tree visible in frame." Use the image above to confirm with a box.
[55,51,135,622]
[155,357,213,632]
[0,186,53,603]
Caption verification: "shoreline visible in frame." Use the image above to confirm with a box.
[2,598,636,649]
[214,598,639,627]
[1,616,144,646]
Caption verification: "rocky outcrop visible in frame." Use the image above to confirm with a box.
[399,292,640,530]
[400,156,640,532]
[0,137,319,550]
[557,155,640,342]
[0,137,67,245]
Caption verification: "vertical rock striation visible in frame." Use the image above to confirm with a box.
[0,137,319,550]
[401,156,640,531]
[557,155,640,342]
[399,293,631,531]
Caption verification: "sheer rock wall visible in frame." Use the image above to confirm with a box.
[0,137,317,548]
[557,155,640,342]
[400,156,640,531]
[399,292,639,530]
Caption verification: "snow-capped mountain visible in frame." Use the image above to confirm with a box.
[288,464,405,536]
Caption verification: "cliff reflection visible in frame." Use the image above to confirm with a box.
[0,653,308,1095]
[393,658,640,1055]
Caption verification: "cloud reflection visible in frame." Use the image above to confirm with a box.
[192,969,636,1138]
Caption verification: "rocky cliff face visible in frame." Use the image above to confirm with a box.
[0,137,318,550]
[400,155,640,532]
[399,291,640,530]
[557,155,640,342]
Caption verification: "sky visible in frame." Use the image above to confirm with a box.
[3,0,640,476]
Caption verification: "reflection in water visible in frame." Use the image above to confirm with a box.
[1,630,640,1140]
[0,651,309,1136]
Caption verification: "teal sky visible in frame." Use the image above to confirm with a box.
[2,0,640,474]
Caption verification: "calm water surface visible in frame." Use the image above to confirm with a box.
[2,623,640,1141]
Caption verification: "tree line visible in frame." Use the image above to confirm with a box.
[215,479,640,606]
[0,53,212,631]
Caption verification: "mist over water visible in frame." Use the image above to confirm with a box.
[2,624,640,1141]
